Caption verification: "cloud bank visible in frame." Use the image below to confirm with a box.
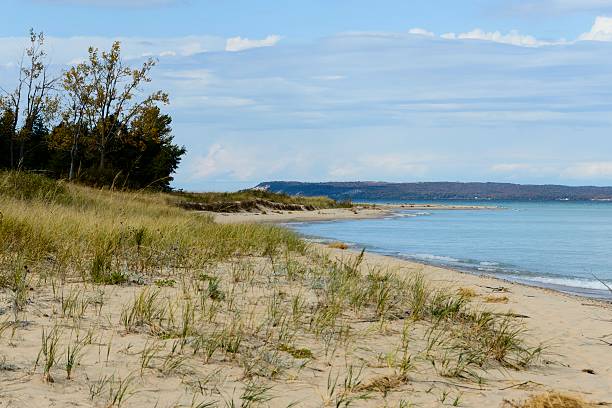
[3,17,612,189]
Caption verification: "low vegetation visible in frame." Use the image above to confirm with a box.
[173,189,352,212]
[0,171,594,407]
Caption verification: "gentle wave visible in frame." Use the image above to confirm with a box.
[411,253,461,263]
[518,276,611,291]
[400,252,612,295]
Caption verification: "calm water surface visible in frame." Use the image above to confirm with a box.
[288,201,612,299]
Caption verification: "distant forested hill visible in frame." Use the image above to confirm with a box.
[254,181,612,201]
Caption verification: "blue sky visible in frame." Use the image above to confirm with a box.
[3,0,612,190]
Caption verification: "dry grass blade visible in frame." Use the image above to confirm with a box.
[503,392,598,408]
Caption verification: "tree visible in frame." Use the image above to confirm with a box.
[118,106,186,190]
[60,62,92,179]
[2,31,186,190]
[76,42,169,172]
[0,29,58,169]
[0,110,15,168]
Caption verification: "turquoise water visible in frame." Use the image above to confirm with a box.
[288,201,612,299]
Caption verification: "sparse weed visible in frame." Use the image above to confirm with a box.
[65,331,88,379]
[105,373,136,408]
[35,325,62,383]
[120,287,166,333]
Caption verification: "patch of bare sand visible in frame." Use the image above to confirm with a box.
[211,203,499,224]
[0,233,610,407]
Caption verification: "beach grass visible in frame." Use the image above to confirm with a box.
[0,170,596,407]
[171,189,352,210]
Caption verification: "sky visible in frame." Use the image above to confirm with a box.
[3,1,612,190]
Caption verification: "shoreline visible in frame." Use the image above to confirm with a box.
[314,242,612,404]
[329,241,612,303]
[211,206,612,301]
[210,203,499,224]
[311,239,612,301]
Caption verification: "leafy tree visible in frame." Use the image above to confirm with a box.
[0,29,58,169]
[0,110,15,168]
[72,42,169,172]
[118,106,186,190]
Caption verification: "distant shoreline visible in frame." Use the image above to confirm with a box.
[256,180,612,201]
[209,202,499,224]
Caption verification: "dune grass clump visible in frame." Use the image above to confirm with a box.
[485,294,510,303]
[504,392,596,408]
[457,287,477,298]
[328,242,350,250]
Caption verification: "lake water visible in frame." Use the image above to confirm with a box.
[288,201,612,299]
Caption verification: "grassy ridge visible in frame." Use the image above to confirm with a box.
[172,189,352,210]
[0,171,303,287]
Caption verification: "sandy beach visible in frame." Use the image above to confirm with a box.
[213,208,612,405]
[211,203,500,224]
[2,204,611,408]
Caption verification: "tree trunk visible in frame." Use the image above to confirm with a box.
[99,149,105,171]
[69,149,75,180]
[9,137,14,169]
[18,140,24,169]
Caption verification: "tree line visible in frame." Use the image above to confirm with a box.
[0,30,186,190]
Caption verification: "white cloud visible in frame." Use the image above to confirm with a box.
[191,143,306,181]
[173,96,256,109]
[225,35,281,52]
[0,33,279,67]
[490,163,559,175]
[579,16,612,41]
[439,15,612,46]
[408,28,435,37]
[0,35,227,66]
[192,144,258,181]
[312,75,346,81]
[441,28,564,47]
[562,162,612,178]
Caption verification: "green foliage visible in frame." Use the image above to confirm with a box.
[1,34,184,191]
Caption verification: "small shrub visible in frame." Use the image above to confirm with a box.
[277,343,313,359]
[457,287,477,298]
[328,242,349,250]
[484,295,509,303]
[154,279,176,287]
